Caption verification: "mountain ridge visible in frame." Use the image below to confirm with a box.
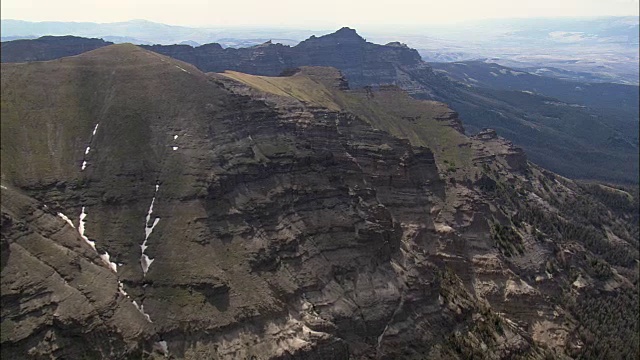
[3,31,637,183]
[2,44,638,358]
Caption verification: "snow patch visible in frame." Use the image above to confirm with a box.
[173,135,179,140]
[175,65,190,73]
[141,254,155,275]
[133,301,153,322]
[0,185,6,190]
[99,252,118,273]
[118,281,129,297]
[145,214,160,240]
[145,198,156,228]
[81,161,87,171]
[140,184,160,276]
[78,207,117,273]
[57,213,76,228]
[78,207,96,250]
[92,124,99,136]
[79,208,119,272]
[172,146,178,151]
[490,72,499,77]
[85,146,91,155]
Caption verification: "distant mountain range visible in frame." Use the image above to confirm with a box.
[2,17,638,84]
[3,30,636,184]
[0,19,311,48]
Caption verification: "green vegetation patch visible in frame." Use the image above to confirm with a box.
[491,222,525,257]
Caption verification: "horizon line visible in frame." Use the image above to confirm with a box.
[2,14,638,30]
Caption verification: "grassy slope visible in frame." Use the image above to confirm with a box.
[219,70,474,172]
[0,44,205,186]
[1,44,287,329]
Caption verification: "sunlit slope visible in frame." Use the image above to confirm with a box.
[1,44,206,186]
[219,67,473,169]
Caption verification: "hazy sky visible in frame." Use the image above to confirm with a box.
[2,0,639,27]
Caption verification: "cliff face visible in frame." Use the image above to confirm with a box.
[1,45,638,359]
[142,27,426,90]
[3,31,637,183]
[1,185,152,358]
[140,29,637,184]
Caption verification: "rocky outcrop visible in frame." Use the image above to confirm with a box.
[472,129,528,171]
[0,185,153,358]
[136,27,426,93]
[1,45,638,359]
[1,45,447,359]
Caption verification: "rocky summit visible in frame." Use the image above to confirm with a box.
[1,44,638,359]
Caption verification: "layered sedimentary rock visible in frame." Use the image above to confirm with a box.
[1,45,637,359]
[2,30,637,183]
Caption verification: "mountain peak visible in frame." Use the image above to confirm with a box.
[320,26,365,42]
[335,26,358,34]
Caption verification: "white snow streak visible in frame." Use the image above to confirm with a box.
[118,281,129,297]
[140,184,160,276]
[133,301,153,322]
[175,65,190,73]
[172,146,178,151]
[145,197,155,227]
[144,217,160,241]
[173,135,178,140]
[57,213,76,228]
[83,124,99,171]
[0,185,6,190]
[140,254,155,274]
[77,207,119,273]
[99,252,118,272]
[78,207,96,250]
